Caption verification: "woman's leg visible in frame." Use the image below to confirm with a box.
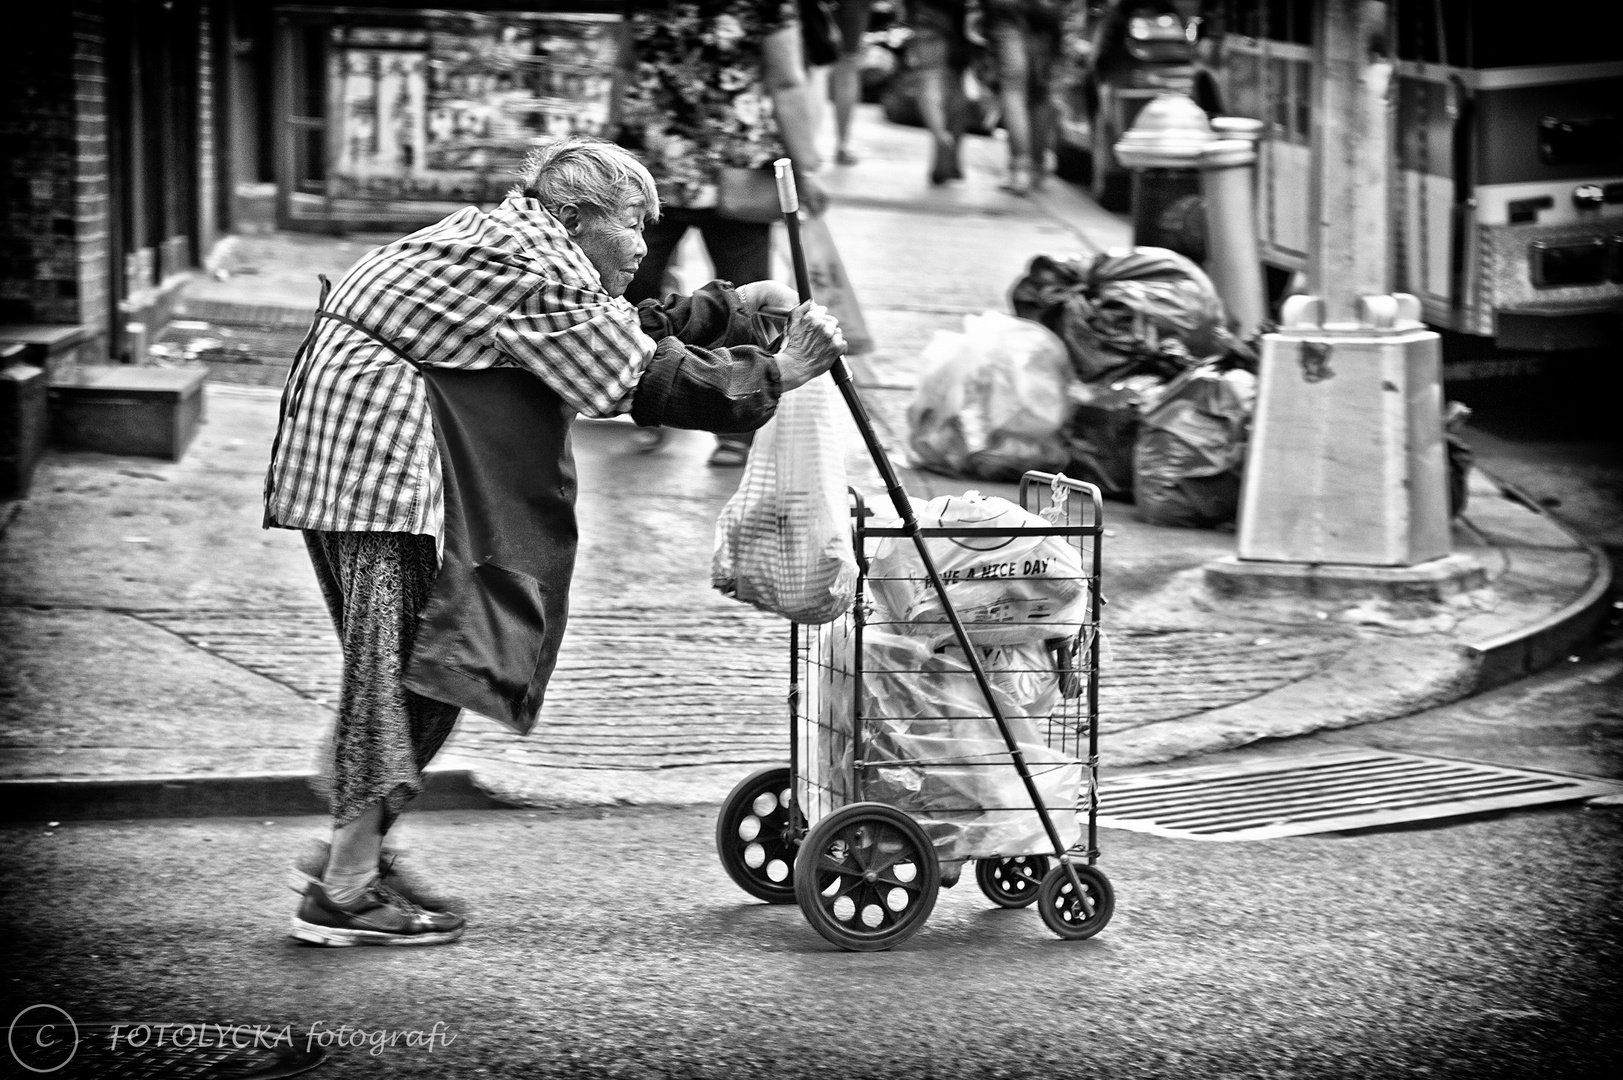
[293,530,464,946]
[990,17,1034,192]
[832,0,872,163]
[697,214,774,465]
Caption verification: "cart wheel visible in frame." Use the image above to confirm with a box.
[975,855,1052,909]
[793,802,940,952]
[1036,862,1114,940]
[715,766,799,904]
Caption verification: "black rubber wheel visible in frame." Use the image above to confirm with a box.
[1036,862,1115,940]
[794,802,940,951]
[975,855,1052,909]
[715,766,799,904]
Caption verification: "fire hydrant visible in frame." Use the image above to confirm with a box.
[1114,93,1268,340]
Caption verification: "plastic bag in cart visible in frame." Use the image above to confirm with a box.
[712,376,858,624]
[804,627,1082,863]
[865,491,1089,648]
[905,311,1074,482]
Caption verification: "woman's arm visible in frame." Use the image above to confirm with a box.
[631,295,846,431]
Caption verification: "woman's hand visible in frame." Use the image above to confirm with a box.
[774,300,846,392]
[735,279,799,319]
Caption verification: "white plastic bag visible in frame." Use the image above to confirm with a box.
[865,491,1090,648]
[906,311,1074,481]
[712,376,857,624]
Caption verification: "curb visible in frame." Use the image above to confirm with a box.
[1464,471,1616,693]
[0,769,514,823]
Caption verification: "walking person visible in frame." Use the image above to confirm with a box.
[984,0,1067,194]
[829,0,873,166]
[265,135,846,946]
[616,0,830,467]
[903,0,972,185]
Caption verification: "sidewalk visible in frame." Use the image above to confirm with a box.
[0,106,1611,820]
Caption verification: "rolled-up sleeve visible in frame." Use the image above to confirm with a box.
[630,280,784,432]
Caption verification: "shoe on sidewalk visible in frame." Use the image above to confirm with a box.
[630,426,669,453]
[291,877,466,947]
[707,438,750,468]
[288,841,466,916]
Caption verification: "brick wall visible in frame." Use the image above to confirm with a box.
[0,3,110,339]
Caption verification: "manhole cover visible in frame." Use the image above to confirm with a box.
[5,1019,323,1078]
[1097,750,1623,840]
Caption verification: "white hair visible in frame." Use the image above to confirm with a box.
[511,135,660,222]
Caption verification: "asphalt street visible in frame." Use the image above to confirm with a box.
[3,791,1619,1080]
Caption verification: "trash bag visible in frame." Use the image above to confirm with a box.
[1061,373,1170,500]
[905,311,1074,481]
[712,376,858,623]
[1131,363,1256,528]
[1009,246,1228,383]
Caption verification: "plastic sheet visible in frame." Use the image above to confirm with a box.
[809,626,1082,862]
[905,311,1074,481]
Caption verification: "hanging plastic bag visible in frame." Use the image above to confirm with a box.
[905,311,1074,481]
[712,376,857,623]
[1132,364,1256,528]
[865,491,1089,648]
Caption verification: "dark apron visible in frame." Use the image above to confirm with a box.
[298,278,577,736]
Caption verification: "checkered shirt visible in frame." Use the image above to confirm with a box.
[263,196,774,539]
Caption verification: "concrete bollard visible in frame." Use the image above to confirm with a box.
[1200,116,1267,341]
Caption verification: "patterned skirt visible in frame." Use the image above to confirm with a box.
[303,530,461,829]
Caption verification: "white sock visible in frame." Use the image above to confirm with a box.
[322,865,379,906]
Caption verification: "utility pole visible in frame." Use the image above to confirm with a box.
[1209,0,1480,598]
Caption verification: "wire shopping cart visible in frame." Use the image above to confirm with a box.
[716,473,1110,951]
[713,161,1114,952]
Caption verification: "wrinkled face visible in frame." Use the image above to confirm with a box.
[571,198,650,298]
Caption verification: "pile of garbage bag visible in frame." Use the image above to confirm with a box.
[1007,246,1259,526]
[1010,246,1234,384]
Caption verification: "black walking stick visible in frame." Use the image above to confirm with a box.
[771,160,1087,889]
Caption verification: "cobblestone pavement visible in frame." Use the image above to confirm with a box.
[139,606,1356,769]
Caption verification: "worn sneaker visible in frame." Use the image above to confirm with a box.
[291,878,465,947]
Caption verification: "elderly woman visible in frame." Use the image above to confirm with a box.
[264,135,844,947]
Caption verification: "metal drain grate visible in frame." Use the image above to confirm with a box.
[1097,750,1623,840]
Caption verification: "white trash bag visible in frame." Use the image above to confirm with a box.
[865,491,1090,648]
[712,376,858,624]
[906,311,1074,481]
